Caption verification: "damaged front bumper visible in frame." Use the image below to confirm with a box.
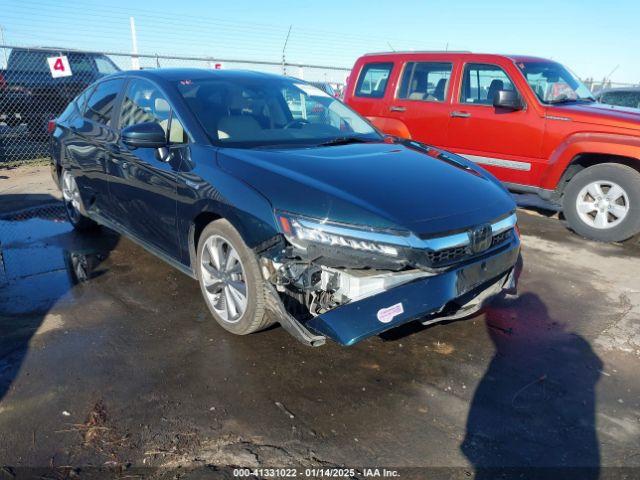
[267,237,521,346]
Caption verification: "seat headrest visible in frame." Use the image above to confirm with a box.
[154,98,170,115]
[486,79,505,103]
[434,78,447,94]
[217,115,262,141]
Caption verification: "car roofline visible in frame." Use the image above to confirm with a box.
[116,67,291,82]
[360,52,555,64]
[362,50,472,56]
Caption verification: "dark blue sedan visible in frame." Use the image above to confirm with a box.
[51,68,520,346]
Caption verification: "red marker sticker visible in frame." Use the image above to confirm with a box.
[47,56,72,78]
[376,303,404,323]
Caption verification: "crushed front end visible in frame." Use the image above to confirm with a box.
[257,211,521,346]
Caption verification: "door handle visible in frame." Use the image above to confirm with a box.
[389,106,406,112]
[451,111,472,118]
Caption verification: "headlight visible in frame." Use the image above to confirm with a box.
[276,212,404,257]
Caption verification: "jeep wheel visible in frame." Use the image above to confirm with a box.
[196,219,274,335]
[563,164,640,242]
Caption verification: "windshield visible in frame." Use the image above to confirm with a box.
[517,61,595,104]
[174,76,380,148]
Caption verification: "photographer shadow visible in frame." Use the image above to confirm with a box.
[461,293,602,479]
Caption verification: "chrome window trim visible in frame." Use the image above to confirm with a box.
[296,213,517,252]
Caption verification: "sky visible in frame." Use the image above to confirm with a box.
[1,0,639,84]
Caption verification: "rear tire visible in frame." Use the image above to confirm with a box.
[562,163,640,242]
[60,169,97,231]
[196,219,274,335]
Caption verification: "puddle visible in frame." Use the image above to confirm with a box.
[0,204,119,316]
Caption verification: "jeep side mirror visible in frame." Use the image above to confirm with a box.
[493,90,524,111]
[122,122,167,149]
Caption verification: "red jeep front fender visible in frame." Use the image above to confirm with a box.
[542,132,640,190]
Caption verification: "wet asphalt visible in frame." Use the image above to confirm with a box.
[1,189,640,479]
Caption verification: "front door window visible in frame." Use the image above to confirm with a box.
[461,64,516,105]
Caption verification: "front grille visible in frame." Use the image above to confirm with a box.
[426,245,469,265]
[425,229,513,268]
[490,229,512,248]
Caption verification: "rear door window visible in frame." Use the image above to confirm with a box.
[355,62,393,98]
[461,63,515,105]
[84,78,125,126]
[397,62,452,101]
[73,86,95,115]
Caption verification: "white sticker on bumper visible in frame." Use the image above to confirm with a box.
[377,303,405,323]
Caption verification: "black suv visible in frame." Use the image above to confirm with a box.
[0,47,119,139]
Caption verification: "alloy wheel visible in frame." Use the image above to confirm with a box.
[61,170,82,224]
[200,235,248,323]
[575,180,630,230]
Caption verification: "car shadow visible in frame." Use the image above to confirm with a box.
[0,194,118,404]
[462,293,602,479]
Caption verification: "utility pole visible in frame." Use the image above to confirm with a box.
[0,25,8,67]
[130,16,140,70]
[282,25,292,76]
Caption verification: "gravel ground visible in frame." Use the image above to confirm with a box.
[1,165,639,479]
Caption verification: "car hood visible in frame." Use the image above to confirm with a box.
[548,103,640,132]
[218,142,515,237]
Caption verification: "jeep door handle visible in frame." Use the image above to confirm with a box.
[389,106,406,112]
[451,111,472,118]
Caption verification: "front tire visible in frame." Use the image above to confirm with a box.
[196,219,273,335]
[562,164,640,242]
[60,169,97,231]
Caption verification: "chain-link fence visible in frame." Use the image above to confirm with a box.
[0,44,351,163]
[1,43,639,164]
[583,78,639,93]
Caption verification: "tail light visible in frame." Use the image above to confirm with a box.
[47,119,57,134]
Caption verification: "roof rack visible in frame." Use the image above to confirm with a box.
[363,50,472,56]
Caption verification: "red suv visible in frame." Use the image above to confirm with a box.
[344,52,640,242]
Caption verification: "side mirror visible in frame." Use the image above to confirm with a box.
[122,122,167,149]
[493,90,524,111]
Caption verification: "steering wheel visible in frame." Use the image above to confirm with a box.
[283,119,310,129]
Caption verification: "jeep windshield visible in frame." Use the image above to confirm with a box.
[517,61,595,105]
[175,76,381,148]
